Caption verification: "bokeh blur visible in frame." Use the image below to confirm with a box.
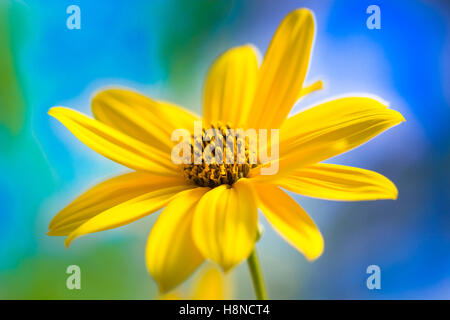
[0,0,449,299]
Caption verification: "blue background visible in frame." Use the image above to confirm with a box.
[0,0,449,299]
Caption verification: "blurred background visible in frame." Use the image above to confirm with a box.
[0,0,449,299]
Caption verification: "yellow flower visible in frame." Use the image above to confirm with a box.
[48,8,404,293]
[160,264,231,300]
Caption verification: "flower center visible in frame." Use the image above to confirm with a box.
[182,122,258,188]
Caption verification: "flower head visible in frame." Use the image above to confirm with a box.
[48,8,404,293]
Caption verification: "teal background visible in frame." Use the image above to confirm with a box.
[0,0,449,299]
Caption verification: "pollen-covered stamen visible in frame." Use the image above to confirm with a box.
[182,122,257,188]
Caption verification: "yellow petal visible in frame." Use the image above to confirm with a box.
[252,98,404,181]
[92,88,200,152]
[49,107,177,175]
[249,140,345,182]
[251,97,406,181]
[191,265,228,300]
[203,45,259,127]
[276,163,398,201]
[252,182,324,260]
[280,97,405,157]
[248,8,315,129]
[64,184,191,247]
[159,292,182,300]
[192,179,258,272]
[146,188,209,293]
[48,172,185,236]
[298,80,323,100]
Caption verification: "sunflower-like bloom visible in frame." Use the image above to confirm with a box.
[48,8,404,293]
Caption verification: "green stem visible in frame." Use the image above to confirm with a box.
[247,248,268,300]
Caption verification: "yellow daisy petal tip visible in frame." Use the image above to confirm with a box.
[64,234,77,248]
[158,291,182,300]
[48,106,65,117]
[48,108,57,118]
[309,79,324,92]
[388,108,406,123]
[48,107,57,115]
[298,80,324,100]
[155,277,188,295]
[240,43,262,64]
[290,7,314,20]
[289,8,315,33]
[316,79,324,89]
[305,238,324,261]
[391,192,399,200]
[382,176,399,200]
[387,183,399,200]
[64,239,71,249]
[305,251,323,262]
[219,263,234,274]
[48,106,79,124]
[156,283,172,295]
[91,87,118,98]
[90,87,135,105]
[150,264,192,294]
[293,231,324,262]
